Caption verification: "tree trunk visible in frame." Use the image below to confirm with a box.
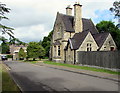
[33,58,36,61]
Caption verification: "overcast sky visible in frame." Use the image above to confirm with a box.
[1,0,116,43]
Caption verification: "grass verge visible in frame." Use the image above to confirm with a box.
[43,61,120,75]
[23,60,38,64]
[1,63,21,92]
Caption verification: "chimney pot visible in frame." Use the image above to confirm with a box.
[66,5,72,16]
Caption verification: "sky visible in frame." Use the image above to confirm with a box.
[1,0,117,43]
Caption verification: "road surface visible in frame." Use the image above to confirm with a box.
[4,61,119,92]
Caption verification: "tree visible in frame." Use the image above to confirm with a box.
[0,2,14,38]
[9,37,26,45]
[27,42,45,61]
[1,38,10,54]
[96,21,120,50]
[0,36,7,43]
[41,30,53,57]
[110,1,120,27]
[18,47,26,60]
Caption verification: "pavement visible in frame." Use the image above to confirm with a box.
[3,61,120,92]
[35,61,120,82]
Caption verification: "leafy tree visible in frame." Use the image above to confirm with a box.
[96,21,120,50]
[9,37,26,45]
[18,47,26,60]
[110,1,120,27]
[41,30,53,57]
[27,42,45,61]
[0,2,14,38]
[1,42,10,54]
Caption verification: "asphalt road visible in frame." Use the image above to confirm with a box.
[4,61,119,92]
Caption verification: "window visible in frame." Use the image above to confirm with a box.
[110,47,114,51]
[87,44,89,46]
[54,46,56,56]
[87,48,89,51]
[58,46,60,56]
[90,44,91,47]
[87,43,92,51]
[104,47,106,50]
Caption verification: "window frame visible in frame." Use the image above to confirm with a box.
[58,46,60,56]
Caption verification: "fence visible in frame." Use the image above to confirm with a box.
[77,51,120,69]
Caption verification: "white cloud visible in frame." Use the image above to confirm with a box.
[14,24,49,43]
[1,0,116,43]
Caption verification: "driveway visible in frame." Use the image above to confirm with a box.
[4,61,119,92]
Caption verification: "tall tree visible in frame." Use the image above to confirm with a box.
[0,2,14,39]
[27,42,45,61]
[18,47,26,60]
[41,30,53,57]
[110,1,120,27]
[96,21,120,50]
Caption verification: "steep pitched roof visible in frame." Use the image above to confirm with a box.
[59,13,74,32]
[82,19,98,34]
[59,13,98,34]
[68,31,89,50]
[93,32,109,48]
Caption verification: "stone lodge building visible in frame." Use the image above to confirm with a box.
[10,44,27,60]
[50,2,117,64]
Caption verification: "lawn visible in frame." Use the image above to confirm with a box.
[43,61,120,75]
[1,63,21,92]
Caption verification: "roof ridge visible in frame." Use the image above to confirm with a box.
[59,13,74,17]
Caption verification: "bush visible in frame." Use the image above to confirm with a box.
[7,55,13,58]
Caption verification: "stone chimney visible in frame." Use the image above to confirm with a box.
[74,2,82,33]
[66,5,72,16]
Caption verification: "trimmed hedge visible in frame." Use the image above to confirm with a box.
[7,55,13,58]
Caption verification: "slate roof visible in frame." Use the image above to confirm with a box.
[59,13,98,34]
[66,31,89,50]
[60,13,74,32]
[93,32,109,49]
[58,13,110,50]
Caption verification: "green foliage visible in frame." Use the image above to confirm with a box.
[110,1,120,18]
[110,1,120,28]
[96,21,120,50]
[7,55,13,58]
[18,47,26,60]
[1,42,10,54]
[0,2,14,38]
[2,64,21,92]
[0,36,7,43]
[9,37,26,45]
[27,42,45,60]
[41,30,53,57]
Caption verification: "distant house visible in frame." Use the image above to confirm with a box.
[10,44,27,60]
[50,2,117,64]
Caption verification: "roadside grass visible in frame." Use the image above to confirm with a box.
[43,61,120,75]
[23,60,38,64]
[23,58,49,64]
[1,63,21,92]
